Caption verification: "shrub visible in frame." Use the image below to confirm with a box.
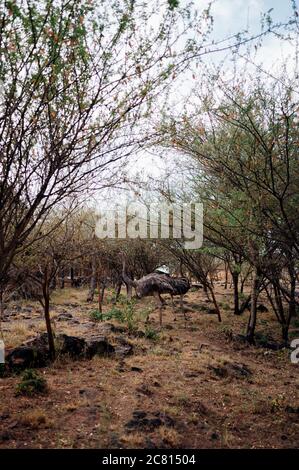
[16,369,47,397]
[144,326,160,341]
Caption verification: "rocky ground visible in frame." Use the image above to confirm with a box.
[0,286,298,448]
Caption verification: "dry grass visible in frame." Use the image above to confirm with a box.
[18,409,53,430]
[0,286,298,449]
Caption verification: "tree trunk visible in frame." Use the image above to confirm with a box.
[231,271,240,315]
[208,285,222,322]
[60,268,65,289]
[97,279,105,314]
[87,259,96,302]
[0,289,4,339]
[42,268,55,359]
[239,294,251,314]
[246,268,260,344]
[224,262,228,289]
[70,267,75,287]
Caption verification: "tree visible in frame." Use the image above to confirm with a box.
[0,0,215,296]
[159,68,299,343]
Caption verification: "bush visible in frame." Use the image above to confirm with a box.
[16,369,47,397]
[89,300,139,332]
[89,307,123,322]
[144,326,160,341]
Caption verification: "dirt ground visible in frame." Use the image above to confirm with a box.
[0,285,298,449]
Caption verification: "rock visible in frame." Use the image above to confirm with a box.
[209,362,252,379]
[5,333,50,369]
[0,431,13,442]
[97,323,126,334]
[257,304,268,312]
[230,363,252,378]
[57,334,86,357]
[56,313,73,321]
[131,366,143,372]
[85,336,115,358]
[136,384,153,396]
[22,307,33,313]
[113,336,133,357]
[285,405,299,414]
[246,303,269,312]
[132,411,147,419]
[125,411,174,432]
[207,308,218,315]
[5,330,134,371]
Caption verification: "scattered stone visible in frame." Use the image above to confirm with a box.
[207,308,218,315]
[97,323,126,334]
[209,362,252,379]
[125,410,174,432]
[0,431,13,442]
[57,334,86,357]
[136,384,153,396]
[132,411,147,419]
[131,366,143,372]
[85,336,115,358]
[113,337,133,357]
[257,304,268,312]
[56,313,73,321]
[285,405,299,414]
[5,329,132,371]
[5,334,50,370]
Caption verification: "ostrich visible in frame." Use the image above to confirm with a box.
[167,277,191,320]
[121,257,190,325]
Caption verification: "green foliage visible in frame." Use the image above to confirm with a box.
[168,0,180,10]
[89,300,138,332]
[89,307,123,322]
[221,302,231,311]
[16,369,47,397]
[144,325,160,341]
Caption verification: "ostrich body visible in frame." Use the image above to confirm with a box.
[122,258,190,325]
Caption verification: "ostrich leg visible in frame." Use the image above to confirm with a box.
[180,294,188,321]
[171,294,176,321]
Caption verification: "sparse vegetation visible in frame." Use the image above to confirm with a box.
[16,369,48,397]
[0,0,298,455]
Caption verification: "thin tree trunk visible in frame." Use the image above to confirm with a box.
[97,279,105,314]
[43,267,55,359]
[224,262,228,289]
[87,259,96,302]
[246,268,260,344]
[231,271,240,315]
[60,268,65,289]
[70,267,75,287]
[208,285,222,322]
[0,289,4,339]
